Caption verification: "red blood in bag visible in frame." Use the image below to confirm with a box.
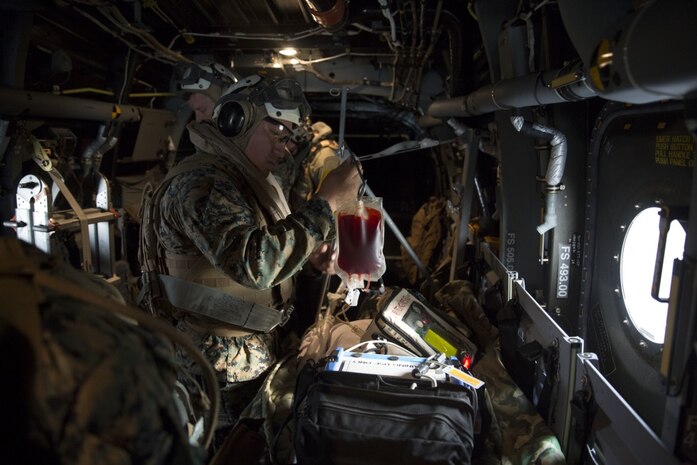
[336,206,383,275]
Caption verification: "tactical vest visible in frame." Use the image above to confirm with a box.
[139,150,294,336]
[312,139,341,191]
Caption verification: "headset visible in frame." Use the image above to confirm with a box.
[214,75,311,138]
[214,75,261,137]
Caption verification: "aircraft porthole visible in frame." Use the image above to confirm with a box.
[619,206,685,345]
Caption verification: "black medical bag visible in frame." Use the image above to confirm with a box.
[292,360,476,465]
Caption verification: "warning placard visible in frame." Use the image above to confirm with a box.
[655,134,694,168]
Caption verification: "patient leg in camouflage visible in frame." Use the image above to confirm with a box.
[473,349,566,465]
[435,280,499,349]
[437,280,566,465]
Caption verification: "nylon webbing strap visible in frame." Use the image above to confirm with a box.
[159,274,283,332]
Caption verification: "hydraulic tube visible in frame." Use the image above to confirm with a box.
[537,190,559,236]
[92,132,119,175]
[81,125,107,177]
[377,0,398,45]
[81,124,119,177]
[426,62,596,118]
[511,116,567,235]
[0,87,142,122]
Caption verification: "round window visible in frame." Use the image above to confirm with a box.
[620,207,685,344]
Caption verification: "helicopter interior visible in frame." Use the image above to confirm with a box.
[1,1,696,464]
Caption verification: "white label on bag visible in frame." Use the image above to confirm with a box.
[345,288,360,306]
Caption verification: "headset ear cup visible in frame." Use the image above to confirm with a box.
[217,100,247,137]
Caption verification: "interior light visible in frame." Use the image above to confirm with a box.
[279,48,297,57]
[272,61,283,68]
[289,58,300,65]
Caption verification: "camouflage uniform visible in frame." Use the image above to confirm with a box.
[272,152,299,201]
[435,280,499,349]
[436,280,566,465]
[0,238,204,465]
[472,350,566,465]
[141,121,337,445]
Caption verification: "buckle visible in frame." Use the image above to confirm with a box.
[141,270,163,300]
[279,304,295,327]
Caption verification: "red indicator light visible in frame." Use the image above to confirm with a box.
[462,355,472,370]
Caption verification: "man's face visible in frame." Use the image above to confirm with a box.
[187,93,215,122]
[245,119,295,176]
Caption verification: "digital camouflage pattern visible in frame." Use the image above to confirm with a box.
[174,320,277,384]
[6,242,204,465]
[33,306,204,465]
[153,142,335,383]
[473,350,566,465]
[234,353,299,464]
[437,280,566,465]
[272,151,298,200]
[156,152,333,291]
[436,280,499,349]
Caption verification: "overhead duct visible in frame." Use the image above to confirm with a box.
[586,0,697,104]
[426,61,596,118]
[557,0,633,69]
[426,0,697,120]
[303,0,347,32]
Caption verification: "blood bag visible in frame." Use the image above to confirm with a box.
[335,197,386,304]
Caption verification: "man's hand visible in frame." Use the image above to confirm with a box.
[308,242,336,274]
[316,159,361,211]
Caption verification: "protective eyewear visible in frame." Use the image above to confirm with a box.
[267,121,292,145]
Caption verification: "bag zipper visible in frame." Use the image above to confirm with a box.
[304,396,470,436]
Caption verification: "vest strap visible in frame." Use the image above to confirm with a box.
[159,274,292,333]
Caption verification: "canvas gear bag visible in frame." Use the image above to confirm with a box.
[292,359,476,465]
[401,197,448,285]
